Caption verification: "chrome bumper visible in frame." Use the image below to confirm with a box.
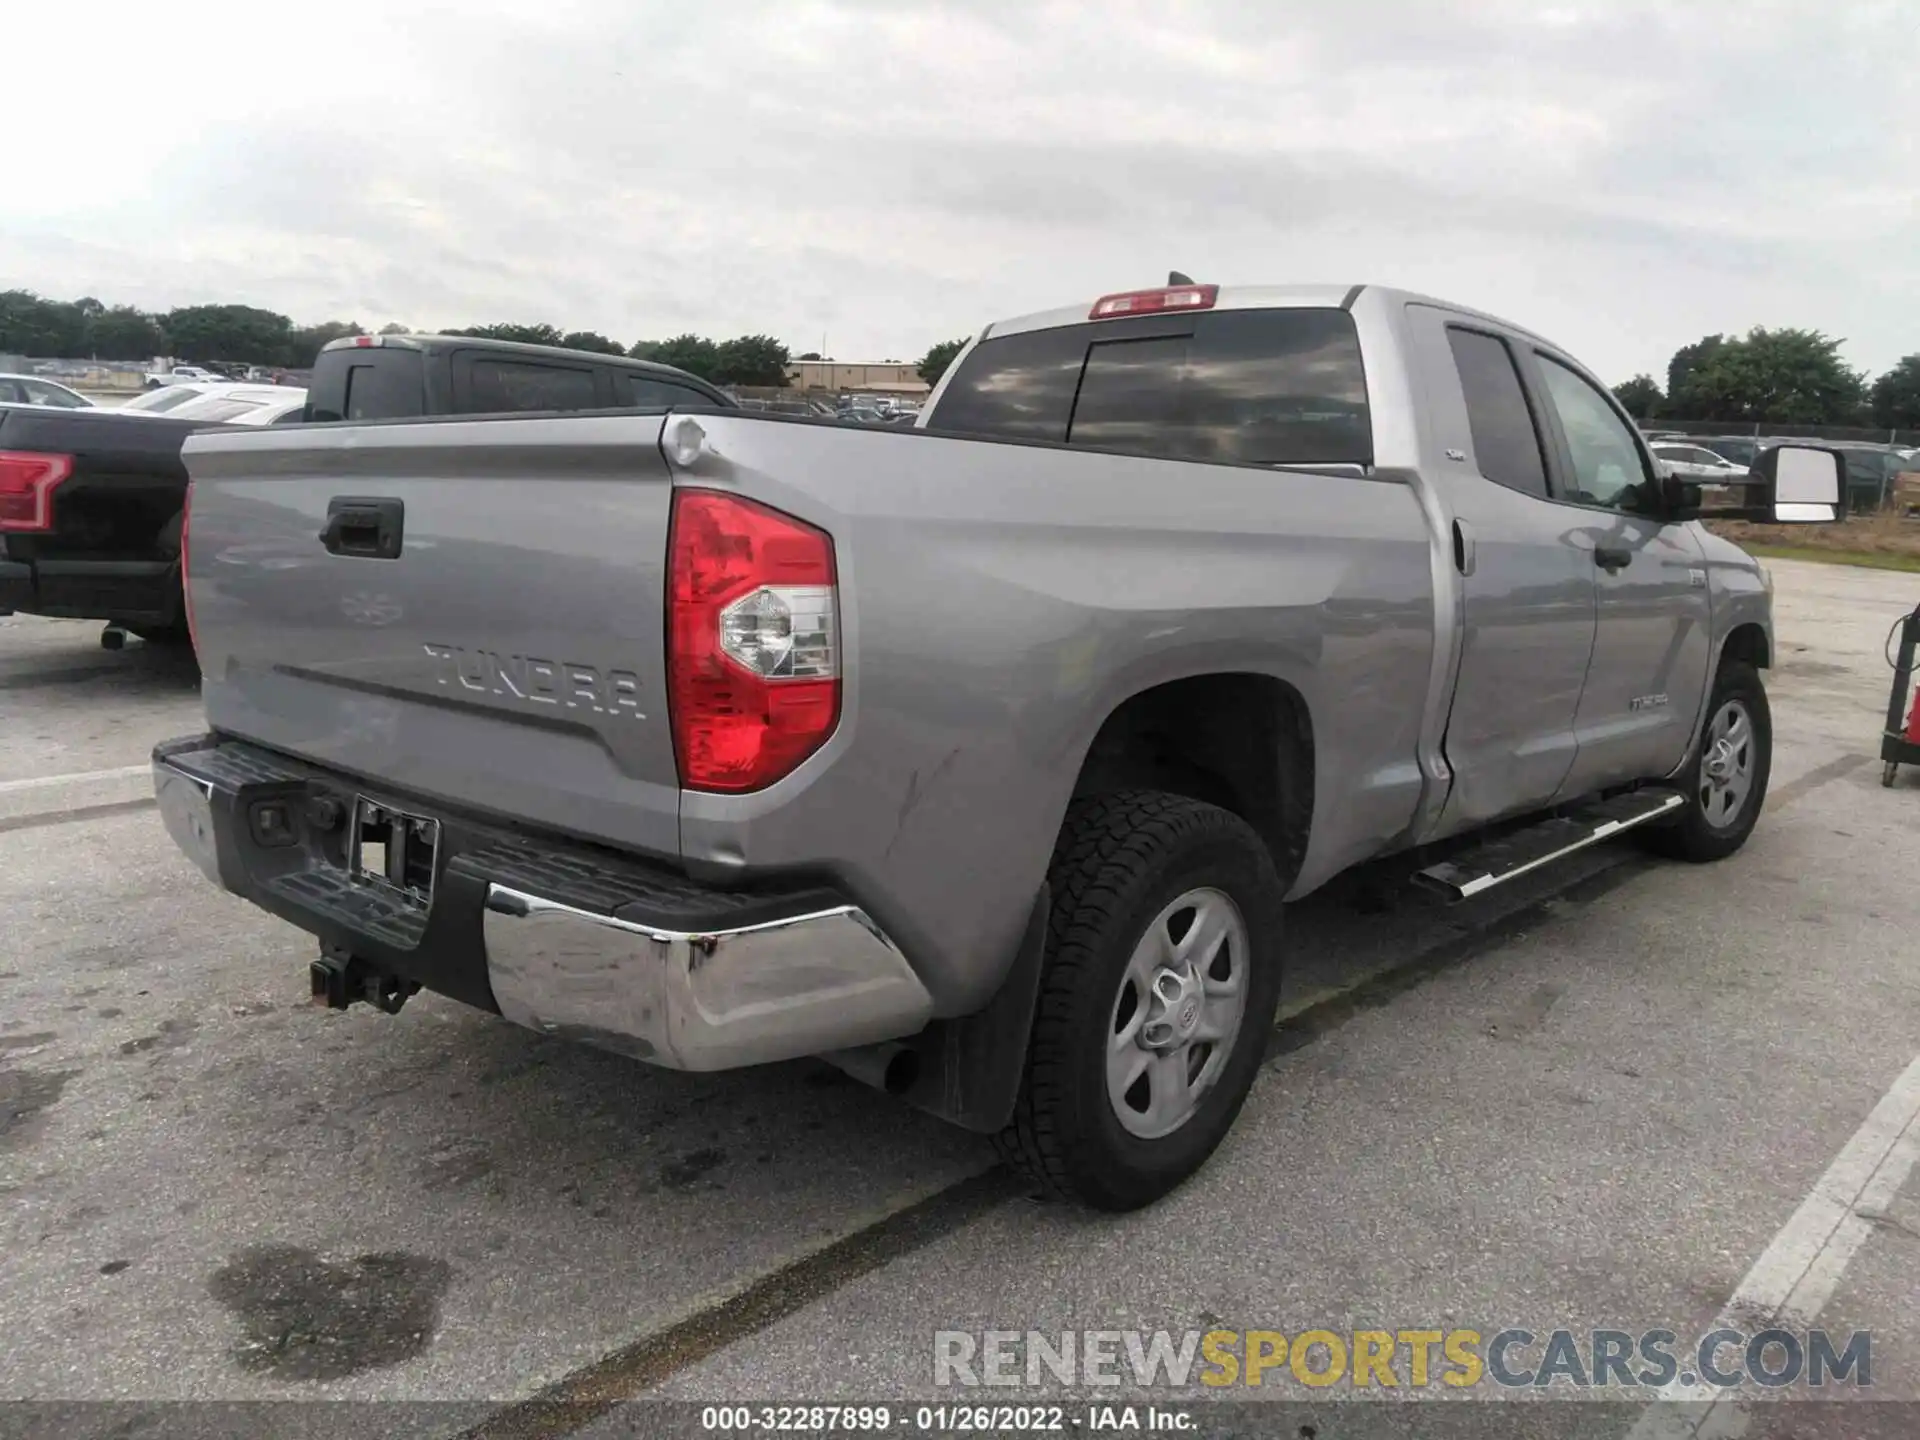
[155,746,934,1074]
[154,759,222,886]
[481,885,934,1071]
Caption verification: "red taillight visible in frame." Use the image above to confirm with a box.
[0,451,74,532]
[353,335,375,347]
[179,482,199,655]
[668,489,840,793]
[1088,284,1219,320]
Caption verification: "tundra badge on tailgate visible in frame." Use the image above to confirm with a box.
[421,643,644,717]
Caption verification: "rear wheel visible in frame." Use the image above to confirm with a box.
[995,791,1285,1211]
[1635,660,1771,862]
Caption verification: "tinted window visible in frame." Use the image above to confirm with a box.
[340,354,425,421]
[934,308,1371,466]
[1536,355,1650,510]
[466,359,598,414]
[1446,329,1548,498]
[933,327,1086,442]
[0,380,25,403]
[623,374,713,408]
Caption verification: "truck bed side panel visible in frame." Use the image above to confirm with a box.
[667,416,1438,1013]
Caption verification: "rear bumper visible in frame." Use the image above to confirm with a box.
[0,557,179,624]
[153,734,933,1071]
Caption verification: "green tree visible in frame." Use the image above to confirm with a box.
[1679,328,1867,424]
[287,321,366,368]
[84,304,166,360]
[712,334,791,387]
[378,322,411,336]
[444,322,567,347]
[649,334,721,379]
[1666,334,1725,412]
[796,351,823,361]
[1870,355,1920,429]
[1611,374,1664,420]
[627,339,663,361]
[163,304,295,365]
[559,330,627,356]
[917,337,968,388]
[0,290,88,356]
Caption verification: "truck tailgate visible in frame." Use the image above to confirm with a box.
[182,413,682,860]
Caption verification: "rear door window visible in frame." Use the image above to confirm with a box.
[458,357,601,414]
[621,373,716,408]
[1446,328,1549,499]
[23,380,84,408]
[933,307,1372,466]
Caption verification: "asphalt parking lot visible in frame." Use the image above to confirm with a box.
[4,557,1920,1439]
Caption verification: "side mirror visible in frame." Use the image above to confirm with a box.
[1756,445,1844,524]
[1665,445,1845,524]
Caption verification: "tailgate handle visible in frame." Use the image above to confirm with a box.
[321,497,404,559]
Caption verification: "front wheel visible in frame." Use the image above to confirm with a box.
[1635,660,1772,862]
[995,791,1285,1211]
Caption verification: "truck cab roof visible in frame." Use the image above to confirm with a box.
[309,332,737,422]
[319,333,729,398]
[981,283,1556,352]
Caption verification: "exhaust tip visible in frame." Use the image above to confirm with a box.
[881,1046,919,1096]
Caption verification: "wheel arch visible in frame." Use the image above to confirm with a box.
[1067,670,1316,892]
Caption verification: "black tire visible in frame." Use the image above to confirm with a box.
[994,790,1285,1211]
[1635,660,1771,863]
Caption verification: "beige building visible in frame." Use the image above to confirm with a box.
[785,359,928,396]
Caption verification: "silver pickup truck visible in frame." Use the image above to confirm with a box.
[152,282,1844,1211]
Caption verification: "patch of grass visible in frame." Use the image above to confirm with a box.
[1706,513,1920,572]
[1734,543,1920,574]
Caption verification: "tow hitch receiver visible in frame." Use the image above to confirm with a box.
[310,944,421,1015]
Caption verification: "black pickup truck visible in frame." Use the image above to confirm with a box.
[303,333,735,420]
[0,406,217,643]
[1,339,733,644]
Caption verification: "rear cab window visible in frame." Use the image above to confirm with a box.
[342,353,425,421]
[931,307,1372,469]
[453,355,604,414]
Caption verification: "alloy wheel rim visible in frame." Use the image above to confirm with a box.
[1106,886,1250,1140]
[1699,698,1755,828]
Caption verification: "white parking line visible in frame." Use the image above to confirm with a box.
[1626,1053,1920,1438]
[0,762,150,795]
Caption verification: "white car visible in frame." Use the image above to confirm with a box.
[144,365,221,390]
[163,386,307,425]
[0,373,95,408]
[1650,441,1749,480]
[115,382,304,424]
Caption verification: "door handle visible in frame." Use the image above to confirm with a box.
[320,497,405,559]
[1452,518,1476,576]
[1593,542,1632,573]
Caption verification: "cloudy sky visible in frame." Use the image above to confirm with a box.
[7,0,1915,382]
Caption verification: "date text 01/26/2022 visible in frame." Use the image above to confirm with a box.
[698,1404,1191,1432]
